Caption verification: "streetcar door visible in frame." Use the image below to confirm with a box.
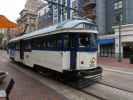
[70,34,78,70]
[20,40,24,59]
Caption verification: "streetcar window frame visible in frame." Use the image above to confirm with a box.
[78,33,97,49]
[24,40,32,51]
[31,34,63,51]
[46,35,58,49]
[74,23,97,30]
[83,24,97,30]
[62,33,98,51]
[21,32,97,51]
[63,34,70,50]
[31,37,43,50]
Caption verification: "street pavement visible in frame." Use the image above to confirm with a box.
[98,57,133,93]
[81,58,133,100]
[98,57,133,68]
[0,51,69,100]
[0,50,99,100]
[101,69,133,92]
[1,50,133,100]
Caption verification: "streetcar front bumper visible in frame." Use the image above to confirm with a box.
[79,66,103,78]
[64,67,103,89]
[76,67,103,88]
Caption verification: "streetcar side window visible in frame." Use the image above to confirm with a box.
[63,34,79,50]
[64,34,69,49]
[24,40,31,50]
[42,39,47,48]
[32,37,43,50]
[43,34,62,50]
[32,34,63,50]
[56,35,62,49]
[47,35,57,48]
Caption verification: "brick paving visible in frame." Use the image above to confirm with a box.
[0,51,68,100]
[98,57,133,68]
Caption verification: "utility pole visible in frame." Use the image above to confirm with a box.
[118,15,122,62]
[117,2,123,62]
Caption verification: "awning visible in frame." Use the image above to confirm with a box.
[97,38,115,45]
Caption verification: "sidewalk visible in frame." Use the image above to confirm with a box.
[0,51,68,100]
[98,57,133,68]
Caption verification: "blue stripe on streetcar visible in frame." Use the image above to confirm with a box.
[10,48,97,52]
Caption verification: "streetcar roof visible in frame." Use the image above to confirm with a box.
[9,19,97,42]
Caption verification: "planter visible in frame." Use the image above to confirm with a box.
[0,72,8,83]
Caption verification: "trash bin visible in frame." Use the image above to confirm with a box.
[129,55,133,64]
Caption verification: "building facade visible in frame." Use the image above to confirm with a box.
[99,24,133,59]
[80,0,96,20]
[96,0,106,34]
[17,0,44,34]
[101,0,133,33]
[25,0,133,34]
[37,2,53,29]
[98,0,133,59]
[17,9,38,34]
[37,0,77,29]
[37,0,96,29]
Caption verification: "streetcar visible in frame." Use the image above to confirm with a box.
[8,19,102,88]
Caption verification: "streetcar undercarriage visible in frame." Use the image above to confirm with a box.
[33,64,103,89]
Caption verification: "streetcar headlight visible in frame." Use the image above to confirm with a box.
[90,57,96,64]
[81,61,84,64]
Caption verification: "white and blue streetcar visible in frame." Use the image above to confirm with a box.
[8,19,102,88]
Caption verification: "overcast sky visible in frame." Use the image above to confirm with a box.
[0,0,26,22]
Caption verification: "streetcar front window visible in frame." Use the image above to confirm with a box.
[79,33,97,49]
